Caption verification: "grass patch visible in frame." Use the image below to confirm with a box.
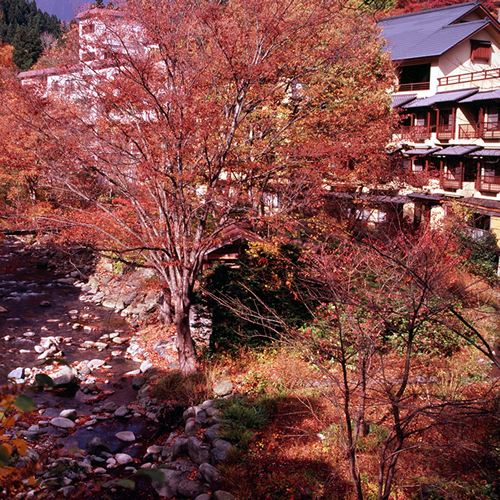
[152,370,211,407]
[216,395,275,449]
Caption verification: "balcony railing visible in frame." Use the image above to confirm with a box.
[438,68,500,86]
[458,123,481,139]
[399,125,432,141]
[436,124,453,140]
[441,171,462,190]
[458,121,500,139]
[398,82,431,92]
[479,174,500,192]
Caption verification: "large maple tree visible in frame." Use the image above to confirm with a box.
[3,0,396,375]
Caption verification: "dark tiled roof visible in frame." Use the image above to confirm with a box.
[378,2,492,61]
[468,149,500,156]
[433,145,482,156]
[405,88,479,108]
[404,148,441,156]
[460,197,500,213]
[391,94,417,108]
[460,88,500,102]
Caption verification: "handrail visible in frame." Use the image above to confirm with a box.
[398,82,430,92]
[438,68,500,86]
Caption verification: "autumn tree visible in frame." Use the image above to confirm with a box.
[209,222,500,499]
[2,0,396,375]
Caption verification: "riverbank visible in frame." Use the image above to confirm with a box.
[0,238,236,499]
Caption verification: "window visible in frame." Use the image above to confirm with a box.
[412,159,424,172]
[415,112,426,127]
[471,40,491,62]
[82,23,95,35]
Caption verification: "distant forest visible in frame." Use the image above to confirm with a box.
[0,0,62,70]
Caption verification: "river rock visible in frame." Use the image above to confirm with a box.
[213,379,233,397]
[188,436,211,465]
[50,417,75,429]
[0,306,8,313]
[86,437,110,455]
[40,301,51,307]
[212,439,232,464]
[146,445,163,454]
[115,431,135,442]
[8,367,24,380]
[213,492,236,500]
[114,406,129,418]
[152,469,183,498]
[195,495,211,500]
[199,463,222,491]
[195,410,209,429]
[88,359,105,370]
[59,409,77,421]
[52,367,78,386]
[204,424,221,443]
[140,360,153,373]
[99,401,116,412]
[115,453,134,465]
[132,376,146,389]
[177,479,205,498]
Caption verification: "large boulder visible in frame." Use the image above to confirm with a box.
[151,469,183,498]
[187,436,211,465]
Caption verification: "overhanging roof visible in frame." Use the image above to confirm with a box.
[408,192,442,202]
[391,94,417,108]
[460,88,500,103]
[433,145,482,156]
[468,149,500,157]
[404,88,479,108]
[378,2,498,61]
[460,196,500,216]
[404,148,441,156]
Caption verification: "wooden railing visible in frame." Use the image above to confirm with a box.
[484,121,500,139]
[459,123,481,139]
[458,121,500,139]
[399,125,432,141]
[438,68,500,86]
[398,82,430,92]
[441,171,462,190]
[436,124,453,140]
[479,174,500,192]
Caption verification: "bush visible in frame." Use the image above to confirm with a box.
[200,242,312,351]
[217,395,275,450]
[455,228,499,282]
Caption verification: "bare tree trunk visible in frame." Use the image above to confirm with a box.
[174,304,197,376]
[158,287,173,325]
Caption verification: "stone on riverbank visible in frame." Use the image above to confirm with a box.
[50,417,75,429]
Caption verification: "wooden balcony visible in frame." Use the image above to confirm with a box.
[399,125,432,141]
[479,174,500,193]
[484,122,500,139]
[459,123,481,139]
[458,121,500,140]
[398,82,430,92]
[441,171,462,190]
[436,124,453,140]
[438,68,500,86]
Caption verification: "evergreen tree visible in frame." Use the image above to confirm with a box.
[0,0,62,69]
[11,26,43,70]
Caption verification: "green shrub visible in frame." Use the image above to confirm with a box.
[217,395,274,449]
